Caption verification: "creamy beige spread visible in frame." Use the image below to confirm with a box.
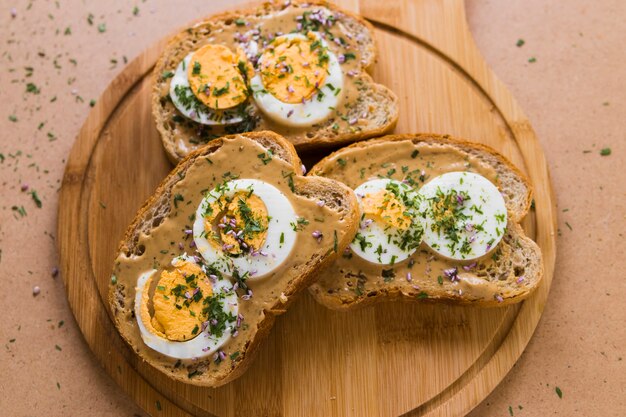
[157,3,370,154]
[313,140,519,304]
[111,135,348,380]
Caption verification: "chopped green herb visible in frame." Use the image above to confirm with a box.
[555,386,563,399]
[192,61,201,75]
[12,205,27,218]
[26,83,40,94]
[173,193,184,208]
[528,56,536,63]
[282,171,295,192]
[337,158,347,167]
[8,115,17,122]
[516,39,525,47]
[257,149,273,165]
[417,291,428,299]
[111,275,117,285]
[98,23,106,33]
[411,149,419,159]
[230,351,240,360]
[600,147,611,156]
[132,6,139,16]
[30,191,42,208]
[213,82,230,96]
[235,18,246,26]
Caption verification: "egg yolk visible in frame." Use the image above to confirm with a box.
[188,44,250,110]
[361,190,412,230]
[143,260,213,342]
[205,192,269,255]
[259,33,328,104]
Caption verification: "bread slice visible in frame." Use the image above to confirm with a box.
[152,0,398,163]
[307,133,543,309]
[108,131,359,386]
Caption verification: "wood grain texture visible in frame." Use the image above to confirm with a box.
[56,0,557,416]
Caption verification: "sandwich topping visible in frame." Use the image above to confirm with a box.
[161,3,368,150]
[314,140,514,301]
[418,171,507,260]
[111,135,347,372]
[351,179,423,265]
[193,178,298,278]
[135,255,238,360]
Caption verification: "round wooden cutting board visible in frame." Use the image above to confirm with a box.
[57,1,557,416]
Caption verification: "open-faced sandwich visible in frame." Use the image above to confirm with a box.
[108,131,359,386]
[153,0,398,163]
[307,133,543,309]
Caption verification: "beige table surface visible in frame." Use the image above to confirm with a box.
[1,0,624,416]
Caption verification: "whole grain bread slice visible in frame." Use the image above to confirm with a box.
[307,133,543,309]
[109,131,359,386]
[153,0,399,163]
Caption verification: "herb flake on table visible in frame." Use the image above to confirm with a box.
[30,191,42,208]
[516,38,525,47]
[555,386,563,398]
[600,147,611,156]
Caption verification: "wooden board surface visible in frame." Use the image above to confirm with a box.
[56,0,557,416]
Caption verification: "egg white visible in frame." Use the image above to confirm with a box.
[193,179,297,278]
[350,179,423,265]
[250,33,344,127]
[134,255,238,360]
[169,53,249,125]
[418,171,508,261]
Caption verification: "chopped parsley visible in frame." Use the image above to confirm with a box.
[257,150,273,165]
[30,191,42,208]
[213,82,230,97]
[192,61,201,75]
[173,193,184,208]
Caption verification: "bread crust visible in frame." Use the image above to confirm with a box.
[152,0,398,163]
[307,133,543,309]
[108,131,359,386]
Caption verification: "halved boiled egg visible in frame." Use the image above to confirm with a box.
[350,179,424,265]
[169,44,252,125]
[250,32,344,127]
[418,172,508,261]
[193,179,297,278]
[134,255,238,360]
